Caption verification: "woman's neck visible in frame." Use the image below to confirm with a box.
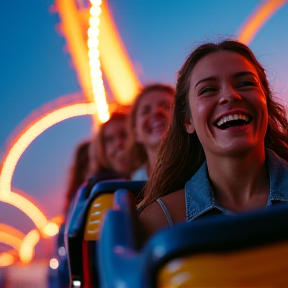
[206,147,269,212]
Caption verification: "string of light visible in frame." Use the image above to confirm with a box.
[88,0,109,123]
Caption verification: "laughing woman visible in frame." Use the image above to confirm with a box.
[127,84,175,180]
[138,39,288,240]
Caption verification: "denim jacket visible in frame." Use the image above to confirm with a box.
[185,149,288,221]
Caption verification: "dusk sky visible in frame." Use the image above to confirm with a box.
[0,0,287,259]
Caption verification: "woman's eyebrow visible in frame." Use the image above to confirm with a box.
[194,71,258,89]
[139,104,150,111]
[194,76,218,89]
[234,71,258,78]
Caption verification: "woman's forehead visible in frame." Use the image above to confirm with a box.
[190,50,258,85]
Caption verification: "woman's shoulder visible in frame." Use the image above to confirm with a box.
[138,200,170,239]
[139,189,185,219]
[139,189,185,240]
[160,189,186,222]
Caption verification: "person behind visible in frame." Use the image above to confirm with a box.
[127,84,175,180]
[89,111,130,182]
[83,110,131,195]
[50,111,130,288]
[139,39,288,240]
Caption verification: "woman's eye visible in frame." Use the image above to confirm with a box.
[162,103,172,111]
[236,81,256,88]
[199,87,216,95]
[120,130,127,139]
[140,107,149,115]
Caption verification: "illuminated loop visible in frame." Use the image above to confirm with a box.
[237,0,287,44]
[0,102,97,199]
[2,191,49,232]
[0,229,39,264]
[19,229,40,263]
[0,231,22,251]
[0,252,15,267]
[0,224,25,266]
[0,102,96,265]
[0,195,56,264]
[0,223,25,242]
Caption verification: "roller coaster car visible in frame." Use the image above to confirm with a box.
[99,192,288,288]
[64,179,146,288]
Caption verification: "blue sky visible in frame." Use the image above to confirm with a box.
[0,0,287,258]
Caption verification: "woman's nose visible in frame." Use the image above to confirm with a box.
[115,136,125,149]
[219,86,242,105]
[154,104,169,115]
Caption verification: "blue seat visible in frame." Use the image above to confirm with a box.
[64,179,146,288]
[98,200,288,288]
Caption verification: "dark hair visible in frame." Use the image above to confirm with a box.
[126,83,175,171]
[139,39,288,210]
[64,140,90,215]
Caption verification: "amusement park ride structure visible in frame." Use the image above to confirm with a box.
[0,0,286,267]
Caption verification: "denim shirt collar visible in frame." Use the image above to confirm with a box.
[266,149,288,204]
[185,148,288,221]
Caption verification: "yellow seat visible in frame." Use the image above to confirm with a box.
[84,193,114,241]
[159,241,288,288]
[80,180,145,288]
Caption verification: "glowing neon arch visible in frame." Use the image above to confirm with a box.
[237,0,287,44]
[0,102,97,199]
[0,224,40,264]
[0,224,24,266]
[0,102,97,263]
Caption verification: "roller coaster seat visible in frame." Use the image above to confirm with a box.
[64,179,146,288]
[98,199,288,288]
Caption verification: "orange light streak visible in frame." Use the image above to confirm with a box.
[0,253,15,267]
[0,222,51,265]
[2,192,48,231]
[0,103,96,253]
[238,0,287,44]
[99,1,141,105]
[49,215,64,227]
[0,102,97,199]
[43,222,59,237]
[0,223,25,241]
[56,0,141,123]
[19,229,40,263]
[55,0,107,126]
[55,0,94,104]
[88,0,110,123]
[0,231,22,250]
[0,225,24,266]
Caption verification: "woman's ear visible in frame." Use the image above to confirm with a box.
[185,117,195,134]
